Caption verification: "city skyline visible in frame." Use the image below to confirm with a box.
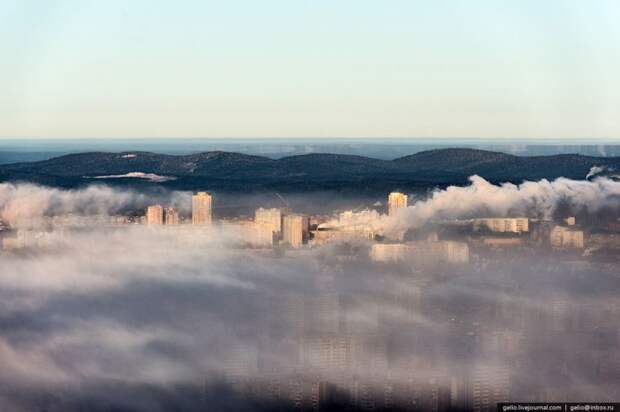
[1,2,619,410]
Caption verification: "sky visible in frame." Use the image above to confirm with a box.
[1,0,619,139]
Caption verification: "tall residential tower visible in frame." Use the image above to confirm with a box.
[282,214,309,248]
[388,192,408,216]
[255,208,283,237]
[192,192,213,225]
[146,205,164,225]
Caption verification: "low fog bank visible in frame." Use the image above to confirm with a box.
[0,182,379,229]
[3,175,620,232]
[0,179,619,411]
[332,175,620,238]
[0,183,192,229]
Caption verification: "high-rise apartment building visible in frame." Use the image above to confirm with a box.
[255,208,283,237]
[146,205,164,225]
[192,192,212,225]
[282,214,308,248]
[164,207,180,225]
[388,192,408,216]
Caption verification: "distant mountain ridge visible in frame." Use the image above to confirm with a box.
[0,148,618,192]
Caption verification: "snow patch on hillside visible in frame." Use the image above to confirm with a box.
[89,172,176,182]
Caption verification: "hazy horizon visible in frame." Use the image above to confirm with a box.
[2,137,620,164]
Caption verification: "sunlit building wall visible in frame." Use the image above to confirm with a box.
[282,214,308,248]
[388,192,408,216]
[164,207,180,225]
[220,220,275,247]
[255,208,282,237]
[146,205,164,225]
[192,192,212,225]
[564,216,576,226]
[312,224,375,246]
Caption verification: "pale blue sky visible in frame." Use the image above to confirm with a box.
[1,0,619,138]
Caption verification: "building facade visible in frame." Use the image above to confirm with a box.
[146,205,164,225]
[192,192,212,225]
[550,226,584,249]
[370,243,408,263]
[164,207,180,225]
[255,208,283,237]
[473,218,529,233]
[388,192,408,216]
[282,214,309,248]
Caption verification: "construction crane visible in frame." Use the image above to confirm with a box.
[274,192,291,213]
